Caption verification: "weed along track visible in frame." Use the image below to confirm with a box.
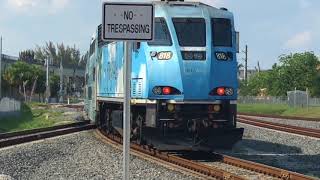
[0,121,96,148]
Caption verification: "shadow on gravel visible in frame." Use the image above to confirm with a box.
[230,153,320,178]
[220,139,320,178]
[231,139,302,154]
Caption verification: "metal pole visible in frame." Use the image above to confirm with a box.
[306,88,309,110]
[123,41,132,180]
[45,58,49,103]
[59,58,63,103]
[244,45,248,83]
[293,87,297,107]
[0,36,2,98]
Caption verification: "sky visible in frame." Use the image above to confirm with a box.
[0,0,320,69]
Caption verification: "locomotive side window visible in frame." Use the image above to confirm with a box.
[88,87,92,100]
[172,18,206,47]
[212,18,232,47]
[148,18,172,46]
[89,40,96,56]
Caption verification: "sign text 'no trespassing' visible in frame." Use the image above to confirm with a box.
[102,3,154,41]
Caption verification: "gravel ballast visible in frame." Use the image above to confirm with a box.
[240,115,320,129]
[220,123,320,178]
[0,131,198,180]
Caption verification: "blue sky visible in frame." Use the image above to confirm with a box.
[0,0,319,69]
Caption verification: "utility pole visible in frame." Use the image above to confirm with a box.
[59,58,63,103]
[244,45,248,83]
[45,58,50,103]
[0,36,2,98]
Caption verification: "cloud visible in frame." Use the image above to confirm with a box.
[6,0,70,14]
[284,31,312,49]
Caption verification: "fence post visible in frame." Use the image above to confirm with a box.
[306,88,309,111]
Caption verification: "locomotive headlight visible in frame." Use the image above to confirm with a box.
[193,51,206,60]
[213,105,221,112]
[182,51,206,60]
[157,51,172,60]
[167,104,175,112]
[182,51,193,60]
[152,86,162,95]
[215,52,228,61]
[225,88,234,96]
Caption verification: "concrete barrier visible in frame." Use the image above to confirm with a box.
[0,97,21,118]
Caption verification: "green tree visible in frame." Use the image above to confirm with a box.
[50,75,60,98]
[19,49,35,63]
[3,61,45,101]
[276,52,319,96]
[241,52,320,97]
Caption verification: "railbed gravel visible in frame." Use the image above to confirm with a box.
[240,115,320,129]
[218,122,320,179]
[0,131,198,180]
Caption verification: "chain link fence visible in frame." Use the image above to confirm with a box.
[239,92,320,107]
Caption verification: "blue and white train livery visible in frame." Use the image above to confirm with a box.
[85,0,244,149]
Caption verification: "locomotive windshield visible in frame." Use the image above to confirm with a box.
[148,18,172,46]
[212,18,232,47]
[172,18,206,47]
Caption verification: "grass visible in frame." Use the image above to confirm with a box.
[238,103,320,118]
[0,103,75,133]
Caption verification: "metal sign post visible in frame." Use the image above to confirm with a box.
[123,41,132,180]
[102,3,154,180]
[0,36,2,98]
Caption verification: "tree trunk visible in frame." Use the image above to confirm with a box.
[23,81,28,102]
[29,76,38,102]
[19,85,23,96]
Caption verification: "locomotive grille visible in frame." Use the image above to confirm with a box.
[132,79,143,98]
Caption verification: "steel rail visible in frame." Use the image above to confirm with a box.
[238,113,320,122]
[0,121,91,139]
[0,121,96,148]
[96,129,244,180]
[238,116,320,138]
[96,129,316,180]
[218,153,316,180]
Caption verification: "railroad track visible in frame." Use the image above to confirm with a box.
[0,121,96,148]
[95,129,315,180]
[238,115,320,138]
[238,113,320,122]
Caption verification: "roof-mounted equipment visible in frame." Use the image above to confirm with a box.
[220,7,228,11]
[161,0,184,2]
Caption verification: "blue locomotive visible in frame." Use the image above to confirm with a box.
[85,0,244,149]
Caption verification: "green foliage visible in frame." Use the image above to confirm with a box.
[238,103,320,119]
[34,67,46,94]
[3,61,33,87]
[19,49,35,62]
[2,61,46,99]
[238,104,288,115]
[0,103,74,133]
[240,52,320,97]
[34,41,83,68]
[50,75,60,98]
[312,73,320,96]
